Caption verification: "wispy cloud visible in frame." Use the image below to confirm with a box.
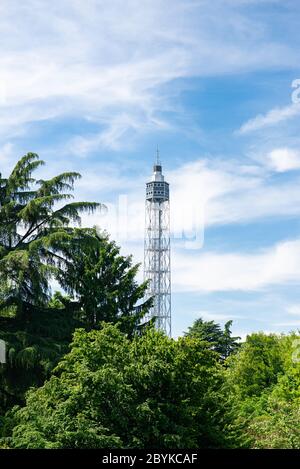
[275,320,300,327]
[238,103,300,134]
[173,239,300,293]
[0,0,299,151]
[79,156,300,247]
[76,154,300,296]
[2,0,300,339]
[0,142,16,173]
[190,311,243,322]
[170,158,300,229]
[286,305,300,316]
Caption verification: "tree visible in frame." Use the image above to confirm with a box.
[0,154,151,413]
[54,229,151,335]
[229,332,300,448]
[223,331,300,448]
[248,398,300,449]
[1,324,239,449]
[0,152,100,317]
[0,153,99,412]
[185,318,240,360]
[0,305,81,413]
[226,332,284,399]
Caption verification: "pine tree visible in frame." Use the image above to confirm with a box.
[0,152,100,317]
[55,228,152,335]
[0,153,151,413]
[185,318,241,360]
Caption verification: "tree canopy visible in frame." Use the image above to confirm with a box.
[1,324,239,449]
[0,152,100,317]
[185,318,241,360]
[0,154,150,414]
[226,331,300,448]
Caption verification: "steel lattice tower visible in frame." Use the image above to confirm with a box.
[144,155,171,337]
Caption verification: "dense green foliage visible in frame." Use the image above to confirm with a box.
[1,324,239,449]
[185,318,241,360]
[2,321,299,449]
[0,154,150,413]
[0,152,99,315]
[226,332,300,448]
[54,229,151,334]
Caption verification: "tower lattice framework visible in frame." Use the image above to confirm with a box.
[144,161,171,337]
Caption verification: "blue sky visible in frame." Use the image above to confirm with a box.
[1,0,300,338]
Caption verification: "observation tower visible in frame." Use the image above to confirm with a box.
[144,152,171,336]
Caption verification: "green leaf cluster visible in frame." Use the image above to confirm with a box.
[226,331,300,448]
[0,154,150,414]
[1,324,238,449]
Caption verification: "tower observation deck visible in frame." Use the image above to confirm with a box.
[144,158,171,337]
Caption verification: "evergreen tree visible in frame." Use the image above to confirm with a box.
[54,228,151,335]
[0,154,150,413]
[0,152,100,317]
[0,152,99,411]
[185,318,240,360]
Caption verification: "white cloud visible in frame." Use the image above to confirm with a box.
[266,148,300,172]
[77,156,300,296]
[76,167,138,194]
[168,158,300,229]
[173,239,300,293]
[78,156,300,249]
[275,320,300,327]
[78,157,260,246]
[286,305,300,316]
[190,311,243,322]
[0,142,16,173]
[238,104,300,134]
[0,0,299,149]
